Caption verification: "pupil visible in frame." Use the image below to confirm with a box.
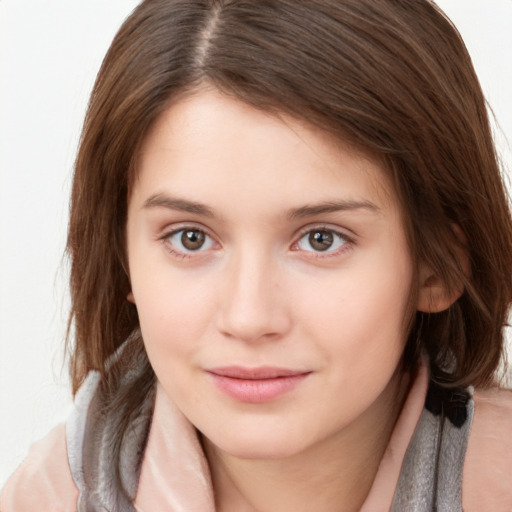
[309,230,333,251]
[181,230,205,250]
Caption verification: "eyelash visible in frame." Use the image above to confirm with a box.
[292,225,354,259]
[159,225,216,260]
[159,224,354,260]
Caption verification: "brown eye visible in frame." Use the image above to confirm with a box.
[181,229,206,250]
[296,228,348,254]
[308,230,334,251]
[165,228,215,254]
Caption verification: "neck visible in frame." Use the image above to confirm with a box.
[203,370,410,512]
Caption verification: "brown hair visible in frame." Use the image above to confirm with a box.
[68,0,512,397]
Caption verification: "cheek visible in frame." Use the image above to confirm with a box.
[134,275,216,406]
[132,267,218,357]
[136,279,214,343]
[299,249,413,362]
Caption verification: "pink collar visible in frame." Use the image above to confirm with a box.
[135,364,429,511]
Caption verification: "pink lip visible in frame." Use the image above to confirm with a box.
[206,366,311,403]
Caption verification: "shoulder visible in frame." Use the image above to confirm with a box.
[0,423,78,512]
[463,387,512,511]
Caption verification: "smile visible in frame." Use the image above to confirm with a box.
[206,366,311,403]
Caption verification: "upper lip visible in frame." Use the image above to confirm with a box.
[207,366,310,380]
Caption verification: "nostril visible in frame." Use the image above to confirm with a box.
[216,294,291,343]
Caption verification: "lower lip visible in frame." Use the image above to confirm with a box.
[207,373,310,403]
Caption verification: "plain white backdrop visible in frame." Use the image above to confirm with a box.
[1,0,511,488]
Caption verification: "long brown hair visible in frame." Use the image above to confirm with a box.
[68,0,512,396]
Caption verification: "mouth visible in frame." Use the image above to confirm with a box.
[206,366,311,403]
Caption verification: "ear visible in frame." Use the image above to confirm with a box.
[416,266,462,313]
[417,225,469,313]
[127,291,136,304]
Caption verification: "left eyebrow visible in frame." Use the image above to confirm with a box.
[286,200,380,220]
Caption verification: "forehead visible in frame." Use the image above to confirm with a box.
[132,88,397,217]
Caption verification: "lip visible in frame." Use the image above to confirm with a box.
[206,366,311,403]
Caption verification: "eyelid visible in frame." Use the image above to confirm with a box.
[157,221,217,241]
[157,221,355,259]
[293,223,355,243]
[291,224,355,256]
[158,222,221,257]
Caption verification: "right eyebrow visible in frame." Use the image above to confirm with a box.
[142,193,216,217]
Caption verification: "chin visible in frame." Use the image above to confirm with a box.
[202,423,313,460]
[214,440,302,460]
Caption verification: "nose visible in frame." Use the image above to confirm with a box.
[216,250,292,343]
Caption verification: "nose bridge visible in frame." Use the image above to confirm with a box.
[218,244,290,342]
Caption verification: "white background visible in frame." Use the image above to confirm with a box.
[1,0,511,488]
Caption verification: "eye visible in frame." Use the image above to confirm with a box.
[296,228,348,253]
[165,228,215,253]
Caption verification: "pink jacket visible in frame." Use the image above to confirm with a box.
[2,363,512,511]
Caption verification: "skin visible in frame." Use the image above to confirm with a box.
[126,88,428,511]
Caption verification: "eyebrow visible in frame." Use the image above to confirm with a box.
[142,193,380,219]
[143,194,215,217]
[286,200,380,220]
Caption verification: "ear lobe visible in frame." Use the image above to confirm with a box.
[127,291,136,304]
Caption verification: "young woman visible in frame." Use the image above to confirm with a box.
[2,1,512,510]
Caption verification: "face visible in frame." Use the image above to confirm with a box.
[126,88,415,460]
